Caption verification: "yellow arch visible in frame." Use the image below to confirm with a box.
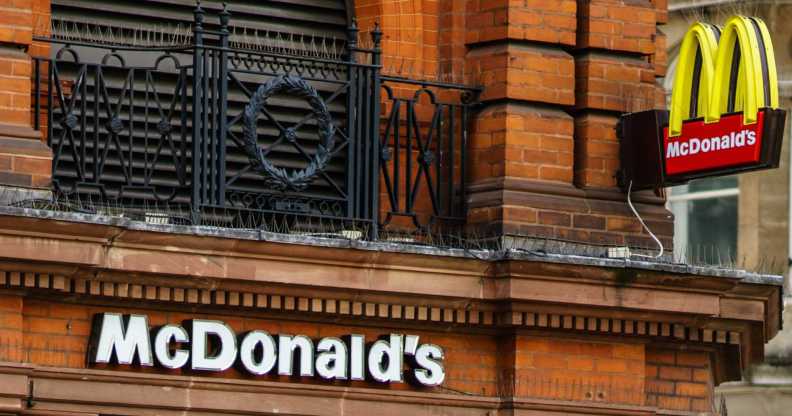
[668,16,778,137]
[668,22,719,137]
[708,15,778,126]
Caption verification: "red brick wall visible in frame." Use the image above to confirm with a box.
[30,0,49,137]
[574,0,667,189]
[467,44,575,106]
[0,0,51,189]
[463,0,671,249]
[578,0,656,54]
[509,337,646,405]
[646,347,715,413]
[470,104,574,183]
[0,0,34,128]
[466,0,577,46]
[574,113,622,188]
[0,51,31,127]
[356,0,444,80]
[438,0,466,82]
[0,294,23,362]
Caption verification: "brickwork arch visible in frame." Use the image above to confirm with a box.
[354,0,466,82]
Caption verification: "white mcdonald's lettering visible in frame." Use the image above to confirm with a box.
[666,130,756,159]
[89,312,446,387]
[668,15,778,137]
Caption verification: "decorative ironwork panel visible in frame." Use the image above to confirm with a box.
[31,3,478,236]
[221,54,359,219]
[37,45,194,207]
[378,77,479,232]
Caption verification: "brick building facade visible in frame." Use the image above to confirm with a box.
[0,0,782,415]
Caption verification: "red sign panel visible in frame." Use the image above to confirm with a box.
[663,111,765,176]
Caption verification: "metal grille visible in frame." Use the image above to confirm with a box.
[48,0,350,211]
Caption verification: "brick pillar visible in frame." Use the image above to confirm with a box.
[465,0,577,239]
[0,0,52,203]
[571,0,671,251]
[465,0,673,253]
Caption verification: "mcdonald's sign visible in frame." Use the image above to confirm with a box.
[618,15,786,191]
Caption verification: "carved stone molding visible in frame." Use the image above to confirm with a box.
[0,269,753,349]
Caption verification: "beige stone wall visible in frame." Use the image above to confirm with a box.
[736,2,792,280]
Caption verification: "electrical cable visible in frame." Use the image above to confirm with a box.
[627,180,664,259]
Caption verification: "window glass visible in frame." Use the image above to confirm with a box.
[685,196,738,263]
[668,176,739,264]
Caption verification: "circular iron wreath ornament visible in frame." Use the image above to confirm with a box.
[241,75,335,192]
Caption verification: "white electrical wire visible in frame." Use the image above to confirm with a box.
[627,180,664,259]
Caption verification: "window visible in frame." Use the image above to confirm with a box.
[667,176,739,264]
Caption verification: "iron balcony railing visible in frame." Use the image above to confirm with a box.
[31,4,478,236]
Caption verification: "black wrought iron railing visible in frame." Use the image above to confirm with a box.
[31,4,478,236]
[378,77,477,231]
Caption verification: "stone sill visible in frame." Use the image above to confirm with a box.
[0,204,782,287]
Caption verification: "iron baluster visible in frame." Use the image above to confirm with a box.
[79,61,87,184]
[406,99,413,214]
[345,19,358,219]
[190,1,205,224]
[144,71,150,186]
[46,59,53,151]
[435,104,444,215]
[361,66,371,221]
[208,47,216,204]
[179,68,188,185]
[369,23,382,237]
[460,98,470,220]
[92,65,99,183]
[217,4,230,206]
[128,67,135,188]
[201,40,210,209]
[447,104,455,218]
[393,92,400,215]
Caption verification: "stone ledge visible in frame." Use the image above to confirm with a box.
[0,204,781,285]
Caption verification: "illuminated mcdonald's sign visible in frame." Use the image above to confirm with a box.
[618,15,786,191]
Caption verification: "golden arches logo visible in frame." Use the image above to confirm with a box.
[669,15,778,137]
[617,15,786,191]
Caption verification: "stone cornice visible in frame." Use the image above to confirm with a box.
[0,268,757,349]
[0,209,781,372]
[0,206,781,283]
